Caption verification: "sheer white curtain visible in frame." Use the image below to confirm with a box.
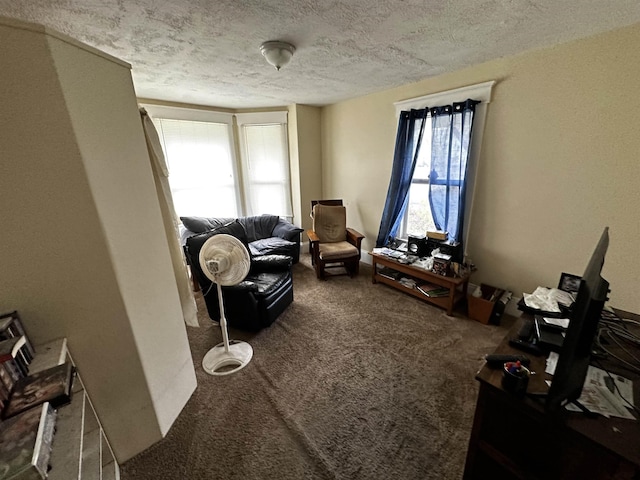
[139,108,199,327]
[154,118,239,217]
[236,111,292,220]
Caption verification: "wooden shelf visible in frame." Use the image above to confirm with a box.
[33,339,120,480]
[369,252,470,315]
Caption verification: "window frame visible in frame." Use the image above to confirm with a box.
[235,111,293,220]
[393,81,495,250]
[142,104,242,216]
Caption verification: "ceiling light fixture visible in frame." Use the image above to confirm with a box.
[260,40,296,71]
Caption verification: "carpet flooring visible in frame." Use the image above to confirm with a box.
[120,254,513,479]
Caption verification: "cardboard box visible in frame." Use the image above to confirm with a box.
[467,284,504,325]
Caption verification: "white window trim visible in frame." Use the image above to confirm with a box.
[235,111,287,126]
[141,104,234,125]
[392,80,495,256]
[394,81,495,116]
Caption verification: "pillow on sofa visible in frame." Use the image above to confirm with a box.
[180,216,235,234]
[249,237,296,257]
[239,215,280,242]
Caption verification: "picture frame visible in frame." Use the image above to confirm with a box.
[558,272,581,294]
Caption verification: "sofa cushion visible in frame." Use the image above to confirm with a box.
[181,216,235,234]
[249,237,297,257]
[239,271,290,296]
[239,215,279,242]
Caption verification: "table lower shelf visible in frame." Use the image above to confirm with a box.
[369,252,470,315]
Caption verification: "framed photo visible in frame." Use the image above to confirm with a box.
[558,272,581,294]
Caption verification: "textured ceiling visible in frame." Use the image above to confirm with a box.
[2,1,640,109]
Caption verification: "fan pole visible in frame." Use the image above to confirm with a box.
[216,282,231,353]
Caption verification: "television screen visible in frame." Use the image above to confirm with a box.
[545,227,610,413]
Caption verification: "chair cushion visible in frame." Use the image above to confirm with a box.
[313,205,347,243]
[319,241,359,260]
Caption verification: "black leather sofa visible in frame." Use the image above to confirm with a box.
[184,221,294,331]
[181,214,304,263]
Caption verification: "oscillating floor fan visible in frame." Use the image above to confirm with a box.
[199,234,253,375]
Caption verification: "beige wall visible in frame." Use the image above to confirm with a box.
[0,18,196,462]
[321,23,640,313]
[289,104,323,232]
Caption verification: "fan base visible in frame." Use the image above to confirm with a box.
[202,340,253,376]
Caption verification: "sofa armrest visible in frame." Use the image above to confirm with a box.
[199,279,259,297]
[272,220,304,241]
[250,254,293,273]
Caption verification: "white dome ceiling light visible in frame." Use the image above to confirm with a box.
[260,40,296,71]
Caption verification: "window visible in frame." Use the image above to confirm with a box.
[236,112,292,219]
[399,119,436,238]
[154,118,239,217]
[393,81,494,246]
[144,106,292,220]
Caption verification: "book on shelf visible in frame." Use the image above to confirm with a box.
[0,310,35,359]
[417,283,449,297]
[0,336,30,377]
[398,277,418,289]
[377,266,404,281]
[1,357,26,384]
[3,362,75,419]
[0,378,8,412]
[0,359,17,392]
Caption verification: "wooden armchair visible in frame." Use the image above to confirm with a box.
[307,203,365,280]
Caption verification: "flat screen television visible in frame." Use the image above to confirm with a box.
[545,227,610,413]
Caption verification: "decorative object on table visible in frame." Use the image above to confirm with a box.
[407,235,428,257]
[501,360,530,396]
[431,252,452,276]
[558,272,581,295]
[199,234,253,376]
[426,230,448,241]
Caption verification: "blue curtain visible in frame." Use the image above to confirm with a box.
[375,109,428,247]
[428,99,479,243]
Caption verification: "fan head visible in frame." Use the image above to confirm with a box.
[198,234,251,286]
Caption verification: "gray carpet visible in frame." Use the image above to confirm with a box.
[120,254,513,479]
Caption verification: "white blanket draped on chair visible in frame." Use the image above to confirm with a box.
[140,107,199,327]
